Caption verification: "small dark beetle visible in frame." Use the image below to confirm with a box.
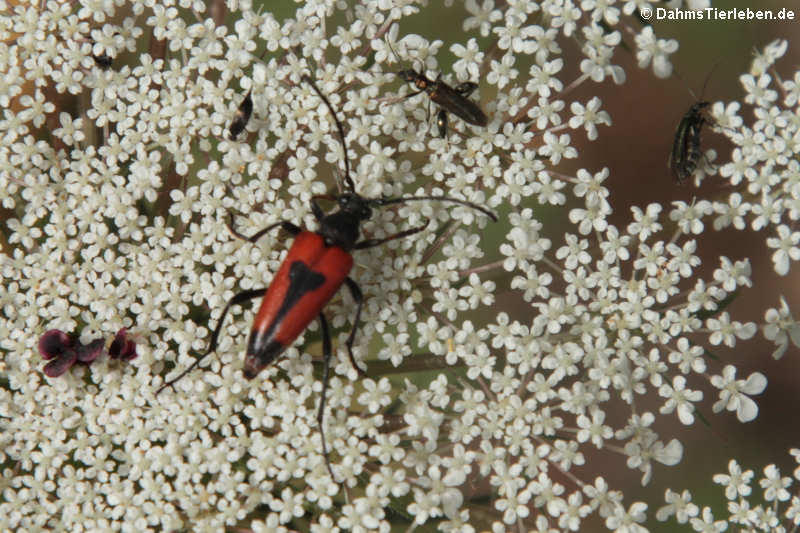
[396,68,487,137]
[228,89,253,140]
[668,66,722,184]
[669,100,711,184]
[385,33,487,138]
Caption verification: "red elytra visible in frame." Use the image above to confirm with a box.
[244,231,353,379]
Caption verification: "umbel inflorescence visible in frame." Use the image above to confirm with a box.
[0,1,798,532]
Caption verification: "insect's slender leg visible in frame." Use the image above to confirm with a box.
[398,88,424,103]
[436,109,448,138]
[311,197,326,221]
[226,211,301,243]
[353,220,430,250]
[425,95,432,124]
[346,223,432,378]
[157,288,266,394]
[317,312,337,481]
[342,278,368,378]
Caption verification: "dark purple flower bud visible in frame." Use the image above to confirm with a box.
[38,329,75,360]
[39,329,104,377]
[43,348,78,377]
[77,338,105,363]
[108,328,138,361]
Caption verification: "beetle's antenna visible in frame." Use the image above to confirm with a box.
[385,27,427,77]
[301,75,355,193]
[699,62,720,100]
[674,63,720,102]
[374,195,498,222]
[385,31,406,70]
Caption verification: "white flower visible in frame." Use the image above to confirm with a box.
[767,224,800,275]
[526,57,564,97]
[627,203,662,241]
[450,38,484,80]
[707,312,757,347]
[463,0,503,37]
[763,297,800,359]
[710,366,767,422]
[538,131,577,164]
[656,489,699,523]
[760,464,791,502]
[658,376,702,425]
[634,26,677,78]
[568,96,611,140]
[604,501,649,533]
[713,459,754,500]
[357,378,392,413]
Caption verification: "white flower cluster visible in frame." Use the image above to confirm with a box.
[0,0,794,532]
[657,450,800,533]
[705,40,800,277]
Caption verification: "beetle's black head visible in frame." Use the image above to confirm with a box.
[337,192,372,221]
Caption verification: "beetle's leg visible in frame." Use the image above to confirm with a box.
[157,288,265,394]
[343,278,368,378]
[353,219,430,250]
[436,109,448,138]
[311,197,326,221]
[375,90,424,107]
[396,88,424,103]
[317,312,337,481]
[425,96,432,125]
[226,211,301,243]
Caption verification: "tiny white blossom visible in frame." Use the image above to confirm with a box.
[713,459,754,500]
[767,224,800,275]
[568,97,611,140]
[710,366,767,422]
[656,489,699,523]
[634,26,677,78]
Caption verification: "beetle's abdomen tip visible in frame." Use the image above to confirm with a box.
[243,340,284,379]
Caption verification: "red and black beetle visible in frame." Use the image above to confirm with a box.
[158,75,497,478]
